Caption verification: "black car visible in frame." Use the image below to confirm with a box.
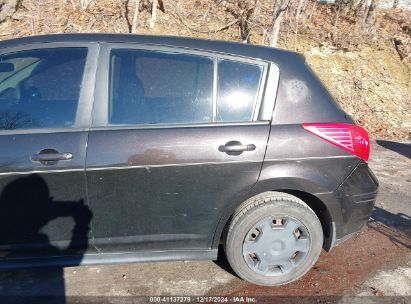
[0,34,378,286]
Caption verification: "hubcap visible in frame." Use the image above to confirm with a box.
[242,216,310,276]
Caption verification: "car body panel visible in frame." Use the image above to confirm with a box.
[83,42,274,252]
[0,131,91,258]
[0,42,99,260]
[86,124,271,252]
[0,34,378,269]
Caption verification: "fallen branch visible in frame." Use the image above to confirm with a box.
[170,9,238,34]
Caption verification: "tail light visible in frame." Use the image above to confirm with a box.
[302,122,370,161]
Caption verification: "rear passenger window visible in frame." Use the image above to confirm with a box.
[217,60,263,122]
[109,49,213,125]
[0,48,87,130]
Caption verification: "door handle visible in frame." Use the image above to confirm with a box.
[31,152,73,162]
[219,141,256,155]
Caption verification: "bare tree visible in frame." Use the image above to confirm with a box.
[335,0,354,16]
[218,0,261,43]
[308,0,317,22]
[26,0,40,35]
[363,0,380,32]
[0,112,33,130]
[131,0,141,33]
[149,0,158,28]
[355,0,368,17]
[294,0,307,50]
[393,0,400,8]
[0,0,21,23]
[270,0,292,47]
[335,0,366,17]
[79,0,92,10]
[298,0,309,23]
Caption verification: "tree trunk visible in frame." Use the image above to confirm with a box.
[363,0,380,32]
[271,10,286,47]
[355,0,367,17]
[295,0,305,20]
[0,0,20,23]
[299,0,309,23]
[336,0,366,16]
[335,0,352,16]
[131,0,140,33]
[294,0,306,50]
[240,0,260,43]
[270,0,292,47]
[80,0,91,10]
[149,0,157,28]
[308,1,317,22]
[221,0,261,44]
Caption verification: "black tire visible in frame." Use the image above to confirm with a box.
[225,191,323,286]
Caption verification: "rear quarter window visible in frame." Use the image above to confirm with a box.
[217,60,263,122]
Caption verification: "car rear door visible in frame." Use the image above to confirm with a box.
[85,44,279,254]
[0,43,98,261]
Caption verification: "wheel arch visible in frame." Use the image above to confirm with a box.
[212,185,339,252]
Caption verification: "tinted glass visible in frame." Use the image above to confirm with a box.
[109,49,213,125]
[0,48,87,130]
[217,60,263,122]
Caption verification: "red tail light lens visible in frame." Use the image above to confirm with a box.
[302,123,370,161]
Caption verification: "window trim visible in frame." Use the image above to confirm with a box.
[92,43,269,129]
[212,57,218,122]
[259,63,280,121]
[0,42,99,135]
[89,121,270,132]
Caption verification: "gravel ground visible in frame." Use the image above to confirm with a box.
[354,140,411,298]
[358,254,411,296]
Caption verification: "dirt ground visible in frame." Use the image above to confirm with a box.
[0,140,409,303]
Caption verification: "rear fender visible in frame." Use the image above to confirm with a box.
[212,158,360,251]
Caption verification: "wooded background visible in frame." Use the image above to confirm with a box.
[0,0,407,46]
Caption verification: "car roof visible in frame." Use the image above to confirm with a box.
[0,33,304,64]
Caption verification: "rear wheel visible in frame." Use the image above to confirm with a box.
[225,192,323,286]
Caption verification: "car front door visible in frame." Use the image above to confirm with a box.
[85,44,278,255]
[0,43,98,262]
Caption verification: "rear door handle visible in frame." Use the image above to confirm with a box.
[31,152,73,162]
[219,141,256,155]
